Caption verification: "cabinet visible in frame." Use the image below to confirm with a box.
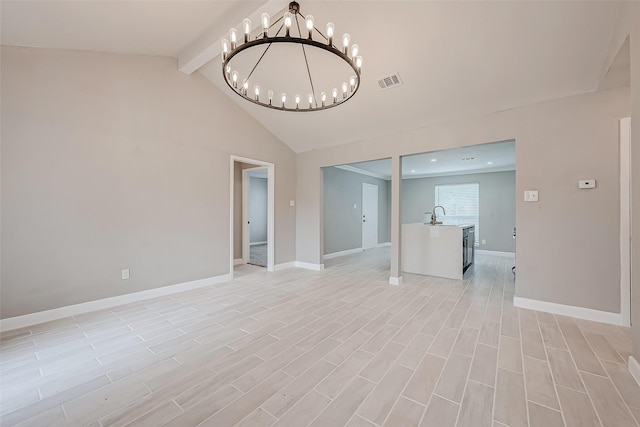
[462,226,475,272]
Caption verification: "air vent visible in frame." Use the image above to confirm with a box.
[377,73,403,90]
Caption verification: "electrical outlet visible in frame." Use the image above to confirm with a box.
[121,269,130,280]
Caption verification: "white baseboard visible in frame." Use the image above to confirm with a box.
[294,261,325,271]
[629,356,640,386]
[274,262,295,271]
[0,273,233,332]
[250,241,267,246]
[377,242,391,247]
[476,250,515,258]
[513,296,624,326]
[323,248,363,260]
[389,276,403,286]
[234,258,244,266]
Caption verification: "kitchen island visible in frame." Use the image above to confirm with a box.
[401,223,475,280]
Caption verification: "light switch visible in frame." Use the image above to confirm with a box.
[578,179,596,189]
[524,190,538,202]
[289,200,295,206]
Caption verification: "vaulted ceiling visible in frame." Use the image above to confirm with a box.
[1,1,629,153]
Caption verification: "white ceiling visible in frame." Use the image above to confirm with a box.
[342,139,515,180]
[1,1,628,154]
[0,1,263,57]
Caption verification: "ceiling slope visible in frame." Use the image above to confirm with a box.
[1,1,626,153]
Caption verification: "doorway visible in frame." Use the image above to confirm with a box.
[230,155,275,275]
[362,183,379,249]
[243,167,268,267]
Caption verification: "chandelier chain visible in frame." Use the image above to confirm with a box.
[294,14,319,109]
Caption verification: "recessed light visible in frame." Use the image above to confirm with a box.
[411,170,416,173]
[487,161,494,165]
[430,158,437,162]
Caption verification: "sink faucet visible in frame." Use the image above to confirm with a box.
[431,205,446,225]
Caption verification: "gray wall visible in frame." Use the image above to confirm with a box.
[298,87,629,314]
[402,171,516,252]
[250,177,268,243]
[1,46,296,319]
[323,167,391,255]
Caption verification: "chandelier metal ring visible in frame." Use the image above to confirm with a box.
[221,1,362,112]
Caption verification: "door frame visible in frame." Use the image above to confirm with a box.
[242,166,268,265]
[362,182,379,249]
[230,156,275,275]
[620,117,631,326]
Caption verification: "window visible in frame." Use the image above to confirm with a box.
[435,183,480,244]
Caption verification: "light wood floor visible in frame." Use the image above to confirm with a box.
[1,248,638,427]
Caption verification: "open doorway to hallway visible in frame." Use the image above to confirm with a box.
[322,158,392,268]
[230,156,275,275]
[244,168,268,267]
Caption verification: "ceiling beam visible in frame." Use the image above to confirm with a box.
[178,0,288,75]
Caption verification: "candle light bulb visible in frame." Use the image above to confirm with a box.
[326,22,335,45]
[342,33,350,54]
[243,18,251,42]
[261,13,270,37]
[342,82,348,98]
[306,15,314,38]
[332,87,338,103]
[242,79,249,95]
[281,93,286,106]
[356,56,363,72]
[351,43,359,58]
[231,71,239,88]
[225,65,231,79]
[267,90,274,105]
[229,28,238,49]
[284,12,292,36]
[221,39,229,56]
[321,91,327,107]
[308,93,314,108]
[295,94,300,109]
[349,75,356,91]
[254,85,260,100]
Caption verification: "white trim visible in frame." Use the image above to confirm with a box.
[323,248,364,260]
[476,250,516,258]
[334,164,390,181]
[274,262,295,271]
[389,276,403,286]
[241,168,250,264]
[231,155,275,276]
[234,258,244,266]
[402,166,515,180]
[629,356,640,386]
[0,273,232,332]
[250,241,268,246]
[294,261,325,271]
[513,296,624,326]
[377,242,391,247]
[620,117,631,327]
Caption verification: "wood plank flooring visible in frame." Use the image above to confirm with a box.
[0,248,638,426]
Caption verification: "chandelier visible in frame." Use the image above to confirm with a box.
[220,1,363,112]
